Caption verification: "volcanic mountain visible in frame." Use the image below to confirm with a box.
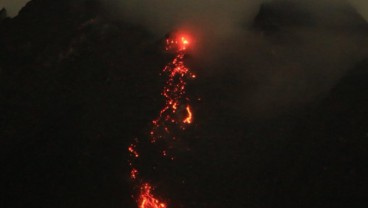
[1,0,367,207]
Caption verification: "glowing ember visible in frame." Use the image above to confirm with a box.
[128,32,196,208]
[183,106,193,124]
[131,168,138,180]
[139,184,167,208]
[166,34,191,52]
[128,144,139,158]
[148,34,196,143]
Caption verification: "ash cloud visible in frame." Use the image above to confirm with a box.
[102,0,368,118]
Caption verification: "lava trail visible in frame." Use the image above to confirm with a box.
[128,33,196,208]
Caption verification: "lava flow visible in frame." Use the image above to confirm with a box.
[139,184,167,208]
[128,33,196,208]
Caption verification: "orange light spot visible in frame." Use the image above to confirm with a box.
[182,37,189,45]
[139,183,167,208]
[183,106,193,124]
[130,32,197,208]
[131,168,138,180]
[128,144,139,158]
[180,37,190,50]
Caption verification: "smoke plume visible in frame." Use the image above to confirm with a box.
[107,0,261,37]
[105,0,368,117]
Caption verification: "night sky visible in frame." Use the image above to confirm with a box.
[1,0,368,208]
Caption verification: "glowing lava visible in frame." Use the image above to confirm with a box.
[139,184,167,208]
[183,106,193,124]
[128,144,139,158]
[130,168,138,180]
[166,35,190,51]
[150,35,195,143]
[128,33,196,208]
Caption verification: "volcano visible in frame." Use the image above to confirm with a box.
[1,0,368,208]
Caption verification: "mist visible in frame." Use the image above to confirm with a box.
[2,0,368,118]
[100,0,368,118]
[108,0,261,37]
[0,0,30,17]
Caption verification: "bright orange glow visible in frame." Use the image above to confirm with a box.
[128,32,197,208]
[182,37,189,45]
[139,183,167,208]
[131,168,138,180]
[180,36,189,50]
[183,106,193,124]
[128,144,139,158]
[165,34,191,52]
[149,33,196,143]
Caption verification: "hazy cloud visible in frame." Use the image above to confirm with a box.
[350,0,368,21]
[2,0,367,117]
[103,0,368,117]
[0,0,30,17]
[103,0,261,37]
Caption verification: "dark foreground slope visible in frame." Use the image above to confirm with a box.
[1,0,368,208]
[0,1,165,207]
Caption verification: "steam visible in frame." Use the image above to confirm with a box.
[2,0,366,117]
[112,0,262,37]
[101,0,368,117]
